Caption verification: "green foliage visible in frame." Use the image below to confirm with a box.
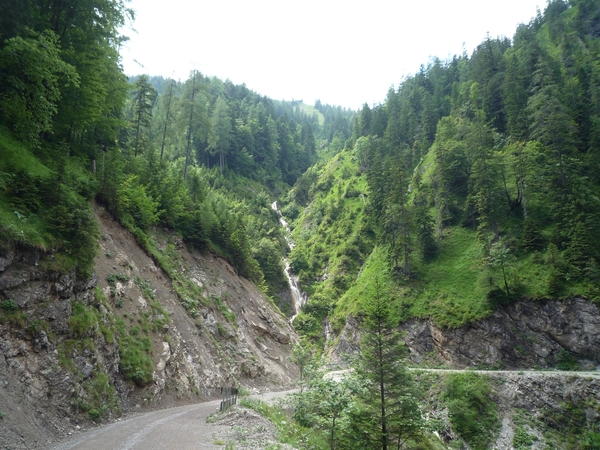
[486,237,516,298]
[287,0,600,334]
[77,373,121,421]
[108,273,130,284]
[442,372,499,449]
[293,370,356,449]
[290,342,317,390]
[0,299,17,312]
[349,280,425,449]
[540,391,600,447]
[0,299,27,327]
[129,75,157,158]
[584,432,600,449]
[0,131,99,275]
[512,426,538,449]
[240,397,328,449]
[68,303,99,338]
[117,176,161,230]
[57,338,96,373]
[0,29,79,144]
[211,294,236,325]
[554,349,581,371]
[116,318,154,387]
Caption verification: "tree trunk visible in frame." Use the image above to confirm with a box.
[183,72,197,180]
[160,79,175,163]
[378,322,387,450]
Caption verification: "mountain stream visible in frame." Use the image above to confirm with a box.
[271,201,307,320]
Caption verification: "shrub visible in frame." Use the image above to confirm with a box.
[117,319,153,387]
[119,339,153,386]
[513,427,538,449]
[0,299,17,312]
[442,373,499,449]
[68,303,98,338]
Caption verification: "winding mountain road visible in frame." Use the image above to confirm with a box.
[408,368,600,377]
[46,368,599,449]
[47,390,297,450]
[325,367,600,380]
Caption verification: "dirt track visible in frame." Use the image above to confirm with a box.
[325,367,600,381]
[47,390,297,450]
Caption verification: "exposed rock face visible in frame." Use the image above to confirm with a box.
[488,372,600,450]
[332,298,600,369]
[0,206,298,448]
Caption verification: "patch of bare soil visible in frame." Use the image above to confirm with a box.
[211,405,297,450]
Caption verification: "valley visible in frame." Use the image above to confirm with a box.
[1,0,600,448]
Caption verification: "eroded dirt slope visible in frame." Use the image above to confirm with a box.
[0,205,298,449]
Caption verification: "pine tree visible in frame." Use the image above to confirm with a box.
[350,279,424,450]
[381,155,413,278]
[466,84,502,250]
[208,95,233,174]
[131,75,157,158]
[178,70,211,179]
[414,193,437,262]
[158,78,176,163]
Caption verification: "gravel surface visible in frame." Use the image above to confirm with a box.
[46,390,298,450]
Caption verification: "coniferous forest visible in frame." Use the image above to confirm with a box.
[1,0,600,449]
[285,0,600,339]
[0,0,353,304]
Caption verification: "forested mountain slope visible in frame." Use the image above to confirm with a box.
[283,0,600,356]
[0,1,353,446]
[2,0,600,448]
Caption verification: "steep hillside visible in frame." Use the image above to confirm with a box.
[0,205,297,448]
[283,0,600,351]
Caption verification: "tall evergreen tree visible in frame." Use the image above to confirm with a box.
[350,279,424,450]
[466,84,502,249]
[208,95,233,174]
[158,78,176,163]
[179,70,211,179]
[131,75,157,158]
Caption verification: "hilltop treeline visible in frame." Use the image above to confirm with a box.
[0,1,354,301]
[360,0,600,285]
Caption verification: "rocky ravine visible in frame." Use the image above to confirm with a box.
[332,297,600,370]
[0,205,298,449]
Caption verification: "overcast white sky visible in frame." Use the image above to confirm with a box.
[119,0,543,110]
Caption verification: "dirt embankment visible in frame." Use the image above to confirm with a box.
[0,204,298,449]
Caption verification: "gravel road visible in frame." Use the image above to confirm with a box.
[46,368,600,449]
[325,367,600,381]
[47,390,298,450]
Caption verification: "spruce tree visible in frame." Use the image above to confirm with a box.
[350,279,424,449]
[131,75,157,158]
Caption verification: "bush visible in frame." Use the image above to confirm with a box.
[117,319,153,387]
[68,303,98,338]
[513,427,538,449]
[584,432,600,449]
[117,175,161,230]
[442,373,499,449]
[554,349,581,371]
[0,299,17,312]
[120,339,153,386]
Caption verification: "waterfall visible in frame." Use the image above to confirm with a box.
[271,201,308,319]
[324,318,333,344]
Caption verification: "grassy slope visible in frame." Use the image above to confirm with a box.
[0,130,53,249]
[288,141,597,333]
[288,148,372,299]
[297,102,325,127]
